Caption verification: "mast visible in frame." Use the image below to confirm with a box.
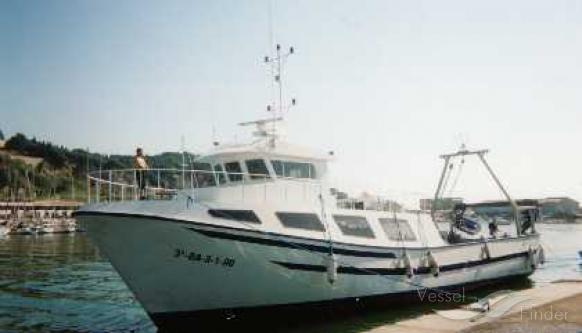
[260,43,296,146]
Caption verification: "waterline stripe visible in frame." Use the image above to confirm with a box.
[271,251,530,276]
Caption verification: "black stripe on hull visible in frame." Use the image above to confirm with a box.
[189,228,397,258]
[73,210,539,252]
[149,273,533,333]
[75,210,399,258]
[272,251,530,276]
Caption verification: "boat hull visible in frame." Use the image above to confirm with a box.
[76,210,541,325]
[150,273,532,331]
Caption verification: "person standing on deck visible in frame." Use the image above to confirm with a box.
[133,148,148,200]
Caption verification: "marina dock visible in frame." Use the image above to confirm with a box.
[365,280,582,333]
[0,201,83,234]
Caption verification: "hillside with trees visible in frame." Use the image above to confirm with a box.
[0,133,195,201]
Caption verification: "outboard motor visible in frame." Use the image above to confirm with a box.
[452,204,482,235]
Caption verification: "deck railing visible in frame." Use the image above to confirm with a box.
[86,168,323,204]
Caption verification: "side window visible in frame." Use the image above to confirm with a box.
[208,209,261,224]
[224,162,243,182]
[271,160,317,179]
[272,160,284,177]
[333,215,375,238]
[378,218,417,241]
[276,212,325,231]
[213,164,226,184]
[308,164,316,179]
[245,159,270,179]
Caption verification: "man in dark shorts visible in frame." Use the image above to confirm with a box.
[133,147,148,200]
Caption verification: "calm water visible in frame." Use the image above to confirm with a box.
[0,224,580,333]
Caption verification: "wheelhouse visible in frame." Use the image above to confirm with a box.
[193,141,331,187]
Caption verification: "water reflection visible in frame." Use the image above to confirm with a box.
[0,234,154,333]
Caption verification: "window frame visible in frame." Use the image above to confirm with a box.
[270,160,317,179]
[276,212,325,232]
[224,161,243,182]
[245,159,271,180]
[208,209,261,224]
[378,217,417,241]
[333,214,375,238]
[213,163,227,185]
[192,162,216,187]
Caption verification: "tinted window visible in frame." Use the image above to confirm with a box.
[245,159,270,179]
[225,162,243,182]
[208,209,261,224]
[193,162,216,187]
[378,218,417,241]
[193,162,212,170]
[333,215,375,238]
[276,212,325,231]
[271,160,316,179]
[213,164,226,184]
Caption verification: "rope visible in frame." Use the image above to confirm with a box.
[318,192,334,256]
[446,158,464,197]
[439,162,454,198]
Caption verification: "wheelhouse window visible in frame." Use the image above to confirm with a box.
[193,162,216,187]
[245,159,270,180]
[208,209,261,224]
[224,161,243,182]
[213,164,226,184]
[378,218,417,241]
[333,215,375,238]
[276,212,325,231]
[271,160,316,179]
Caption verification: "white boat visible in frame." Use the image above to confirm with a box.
[74,45,544,329]
[36,219,77,234]
[6,225,33,235]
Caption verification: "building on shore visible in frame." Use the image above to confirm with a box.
[419,197,463,212]
[538,197,579,219]
[466,197,579,220]
[418,196,579,221]
[335,191,402,212]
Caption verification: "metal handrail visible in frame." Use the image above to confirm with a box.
[86,168,323,203]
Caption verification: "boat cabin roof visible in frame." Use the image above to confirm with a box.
[198,139,332,163]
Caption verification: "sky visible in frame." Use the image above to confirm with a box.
[1,0,582,206]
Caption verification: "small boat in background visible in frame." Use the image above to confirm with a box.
[7,226,33,235]
[37,219,77,234]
